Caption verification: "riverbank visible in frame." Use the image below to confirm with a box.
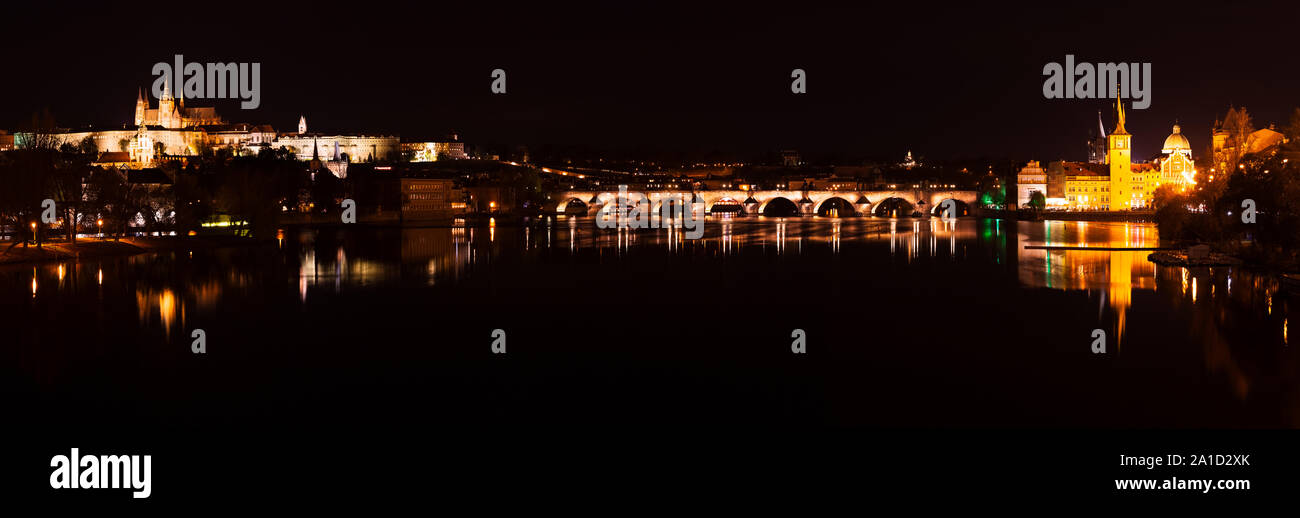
[979,208,1158,222]
[0,240,147,265]
[0,236,262,266]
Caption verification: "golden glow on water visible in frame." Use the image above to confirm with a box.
[135,287,181,338]
[158,289,176,335]
[1019,220,1160,347]
[831,220,840,253]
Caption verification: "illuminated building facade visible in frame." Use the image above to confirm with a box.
[134,83,223,129]
[1065,173,1109,209]
[274,132,400,162]
[400,178,464,219]
[437,135,468,160]
[1211,121,1289,169]
[402,142,441,162]
[1016,160,1046,207]
[1155,124,1196,191]
[401,134,468,162]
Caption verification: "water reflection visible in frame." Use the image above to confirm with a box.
[5,215,1298,426]
[1014,220,1159,348]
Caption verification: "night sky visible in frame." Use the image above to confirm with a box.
[3,3,1297,162]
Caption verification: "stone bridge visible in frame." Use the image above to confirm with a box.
[544,189,979,217]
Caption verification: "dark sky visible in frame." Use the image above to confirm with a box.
[2,3,1297,162]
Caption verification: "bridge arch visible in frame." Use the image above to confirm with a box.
[760,197,800,217]
[554,189,976,217]
[709,197,744,214]
[930,198,972,216]
[873,197,916,217]
[652,196,692,218]
[558,197,589,215]
[814,196,856,217]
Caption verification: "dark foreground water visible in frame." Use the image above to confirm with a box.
[6,216,1297,430]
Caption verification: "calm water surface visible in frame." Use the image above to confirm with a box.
[5,216,1298,428]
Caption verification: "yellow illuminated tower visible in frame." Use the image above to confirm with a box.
[1107,85,1133,210]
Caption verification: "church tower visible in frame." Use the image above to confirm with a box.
[134,88,147,126]
[298,116,307,135]
[1107,85,1133,210]
[158,76,176,129]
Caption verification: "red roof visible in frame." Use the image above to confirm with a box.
[96,151,132,162]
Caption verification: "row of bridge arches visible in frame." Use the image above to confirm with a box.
[558,196,971,217]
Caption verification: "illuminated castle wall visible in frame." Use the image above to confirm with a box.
[18,86,437,168]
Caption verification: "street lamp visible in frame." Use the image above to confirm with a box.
[97,218,104,238]
[30,222,38,248]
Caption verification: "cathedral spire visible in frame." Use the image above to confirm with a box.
[161,74,174,103]
[1112,83,1128,135]
[1097,111,1106,139]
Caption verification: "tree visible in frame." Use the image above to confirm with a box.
[18,108,60,151]
[3,108,89,243]
[86,168,129,239]
[47,155,90,242]
[154,141,167,158]
[194,138,214,158]
[1216,106,1255,176]
[1285,107,1300,143]
[119,138,131,153]
[213,159,284,239]
[78,135,98,156]
[1028,191,1046,210]
[0,151,45,248]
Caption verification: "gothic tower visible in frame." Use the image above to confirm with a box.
[158,77,176,129]
[299,115,307,135]
[1088,111,1107,164]
[134,87,147,126]
[1107,85,1134,210]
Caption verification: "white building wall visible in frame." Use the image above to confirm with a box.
[273,135,400,162]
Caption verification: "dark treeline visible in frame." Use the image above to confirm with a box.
[0,134,345,244]
[1154,107,1300,268]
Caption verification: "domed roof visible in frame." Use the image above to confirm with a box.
[1162,124,1192,155]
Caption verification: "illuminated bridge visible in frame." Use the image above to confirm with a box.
[545,189,980,217]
